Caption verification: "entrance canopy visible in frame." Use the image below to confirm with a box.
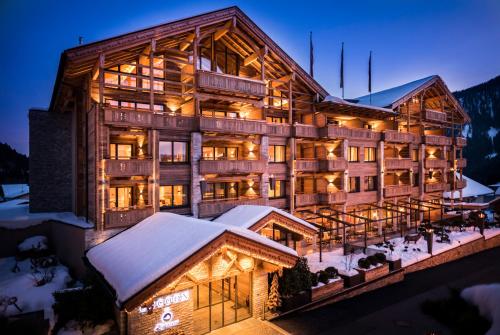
[214,205,318,239]
[86,212,297,308]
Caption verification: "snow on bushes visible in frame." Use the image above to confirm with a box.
[461,284,500,335]
[18,235,48,252]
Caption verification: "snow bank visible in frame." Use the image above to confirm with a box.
[18,235,48,252]
[306,249,361,276]
[461,284,500,335]
[1,184,29,199]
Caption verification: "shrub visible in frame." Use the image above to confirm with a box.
[317,271,330,285]
[279,257,312,296]
[324,266,338,278]
[367,255,379,266]
[357,258,370,269]
[309,272,319,287]
[374,252,386,263]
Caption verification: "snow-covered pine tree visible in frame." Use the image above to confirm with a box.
[266,273,281,312]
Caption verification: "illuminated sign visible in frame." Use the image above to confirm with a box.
[138,290,190,315]
[154,307,180,332]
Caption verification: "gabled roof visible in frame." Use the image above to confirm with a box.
[354,75,438,108]
[317,95,397,119]
[214,205,317,235]
[86,212,297,305]
[444,174,494,199]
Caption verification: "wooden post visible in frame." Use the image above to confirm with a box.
[288,73,293,124]
[193,27,200,115]
[149,39,156,112]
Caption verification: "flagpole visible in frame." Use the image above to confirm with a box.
[369,51,372,105]
[340,42,344,99]
[309,31,314,78]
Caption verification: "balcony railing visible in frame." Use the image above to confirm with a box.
[425,183,446,193]
[318,158,348,171]
[295,159,319,172]
[266,123,291,137]
[424,159,448,169]
[104,108,153,128]
[385,158,412,170]
[384,184,412,197]
[456,179,467,189]
[320,124,381,141]
[199,159,266,175]
[456,158,467,169]
[424,135,452,146]
[104,206,154,229]
[198,197,265,218]
[196,71,266,97]
[319,191,347,204]
[294,124,319,138]
[153,114,198,131]
[383,130,414,143]
[455,137,467,147]
[424,109,447,123]
[295,193,319,207]
[104,159,153,177]
[200,116,266,135]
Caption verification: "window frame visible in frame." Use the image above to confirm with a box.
[348,146,359,162]
[159,141,189,163]
[364,176,377,191]
[268,145,286,163]
[159,184,190,209]
[364,147,376,162]
[348,177,360,193]
[268,180,286,199]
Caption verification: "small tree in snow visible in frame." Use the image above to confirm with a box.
[267,273,281,312]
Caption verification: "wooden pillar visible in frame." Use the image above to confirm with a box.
[149,39,156,112]
[288,74,293,124]
[289,137,296,213]
[193,27,200,116]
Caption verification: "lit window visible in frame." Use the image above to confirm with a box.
[348,177,360,193]
[109,187,132,209]
[269,180,286,199]
[159,141,188,163]
[348,146,359,162]
[269,145,286,162]
[109,144,133,159]
[365,176,377,191]
[364,147,376,162]
[159,185,189,208]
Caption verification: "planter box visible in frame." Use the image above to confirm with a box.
[340,272,363,287]
[357,263,390,282]
[280,290,311,312]
[387,258,402,272]
[311,278,344,301]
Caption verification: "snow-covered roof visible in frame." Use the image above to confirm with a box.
[214,205,317,232]
[1,184,29,200]
[353,75,437,108]
[322,95,396,114]
[489,182,500,188]
[86,212,297,303]
[444,174,494,199]
[0,199,93,229]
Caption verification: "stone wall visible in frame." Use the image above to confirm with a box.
[29,109,73,212]
[252,268,268,319]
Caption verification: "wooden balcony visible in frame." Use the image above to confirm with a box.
[295,193,319,207]
[455,137,467,147]
[153,114,198,131]
[424,135,452,146]
[319,191,347,204]
[294,124,319,138]
[266,123,291,137]
[424,109,447,123]
[318,158,348,171]
[199,159,266,175]
[320,124,381,141]
[425,159,448,169]
[295,159,319,172]
[384,185,412,197]
[104,159,153,177]
[196,71,266,98]
[383,130,414,143]
[200,117,266,135]
[268,163,288,175]
[425,183,446,193]
[456,179,467,189]
[104,206,154,229]
[198,197,265,218]
[104,108,152,128]
[385,158,412,170]
[456,158,467,168]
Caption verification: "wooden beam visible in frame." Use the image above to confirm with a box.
[271,73,295,88]
[214,21,232,41]
[179,33,195,51]
[244,51,260,67]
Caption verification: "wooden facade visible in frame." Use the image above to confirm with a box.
[40,6,469,230]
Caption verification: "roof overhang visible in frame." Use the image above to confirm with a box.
[248,210,317,238]
[317,98,397,120]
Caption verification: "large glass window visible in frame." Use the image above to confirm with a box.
[364,147,376,162]
[109,187,132,209]
[202,147,239,160]
[348,146,359,162]
[105,63,137,88]
[159,185,189,208]
[105,99,164,112]
[109,144,133,159]
[266,116,286,123]
[269,180,286,199]
[202,182,242,200]
[348,177,360,193]
[159,141,188,163]
[269,145,286,162]
[412,149,419,162]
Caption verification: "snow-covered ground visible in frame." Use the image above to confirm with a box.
[0,257,72,325]
[312,277,342,289]
[306,249,362,276]
[56,319,114,335]
[462,283,500,335]
[483,227,500,240]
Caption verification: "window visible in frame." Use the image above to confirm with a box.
[348,146,359,162]
[412,149,419,162]
[202,182,239,200]
[105,99,164,112]
[269,180,286,199]
[202,147,239,160]
[159,141,188,163]
[104,63,137,88]
[202,109,238,118]
[364,147,376,162]
[365,176,377,191]
[412,173,419,187]
[109,144,133,159]
[348,177,360,193]
[109,187,132,209]
[159,185,189,208]
[269,145,286,162]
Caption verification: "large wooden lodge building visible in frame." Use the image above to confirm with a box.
[28,6,471,334]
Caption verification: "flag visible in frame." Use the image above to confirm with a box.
[309,32,314,77]
[368,51,372,93]
[340,42,344,97]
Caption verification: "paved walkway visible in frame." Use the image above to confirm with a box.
[209,317,290,335]
[273,247,500,335]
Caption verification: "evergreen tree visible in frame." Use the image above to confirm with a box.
[266,273,281,312]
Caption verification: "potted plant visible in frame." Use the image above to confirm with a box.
[339,251,363,287]
[356,254,390,282]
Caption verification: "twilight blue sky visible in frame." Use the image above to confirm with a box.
[1,0,499,155]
